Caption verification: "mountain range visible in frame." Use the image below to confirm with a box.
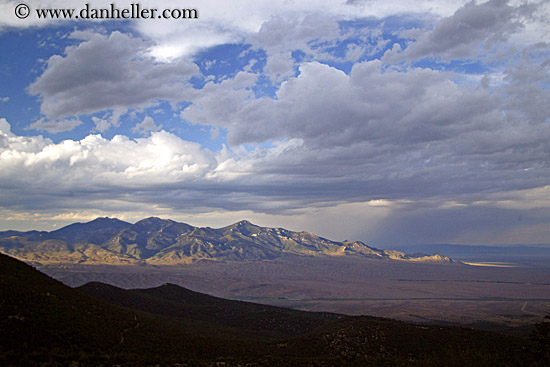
[0,217,452,265]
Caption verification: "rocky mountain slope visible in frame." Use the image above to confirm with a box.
[0,217,453,265]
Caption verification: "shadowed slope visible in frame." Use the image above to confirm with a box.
[78,281,339,338]
[0,253,272,366]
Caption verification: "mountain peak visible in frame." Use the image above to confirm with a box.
[46,217,132,244]
[135,216,174,224]
[236,220,254,226]
[86,217,131,226]
[55,216,131,229]
[132,217,176,230]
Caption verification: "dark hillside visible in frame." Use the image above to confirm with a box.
[78,281,339,339]
[0,253,263,366]
[1,253,545,366]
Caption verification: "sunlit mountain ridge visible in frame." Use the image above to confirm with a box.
[0,217,453,265]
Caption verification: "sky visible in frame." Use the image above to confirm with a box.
[0,0,549,246]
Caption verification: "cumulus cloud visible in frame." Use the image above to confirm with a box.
[4,71,550,209]
[182,57,549,199]
[0,120,215,205]
[28,31,199,119]
[0,117,308,215]
[184,60,501,147]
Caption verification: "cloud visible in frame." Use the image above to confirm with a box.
[132,0,461,61]
[132,115,162,136]
[27,31,199,119]
[91,116,112,133]
[27,117,82,133]
[395,0,535,62]
[1,114,549,244]
[183,58,549,199]
[248,14,341,82]
[184,60,500,147]
[502,53,550,125]
[0,118,213,192]
[0,118,13,136]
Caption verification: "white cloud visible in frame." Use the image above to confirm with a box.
[0,119,215,193]
[0,117,13,136]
